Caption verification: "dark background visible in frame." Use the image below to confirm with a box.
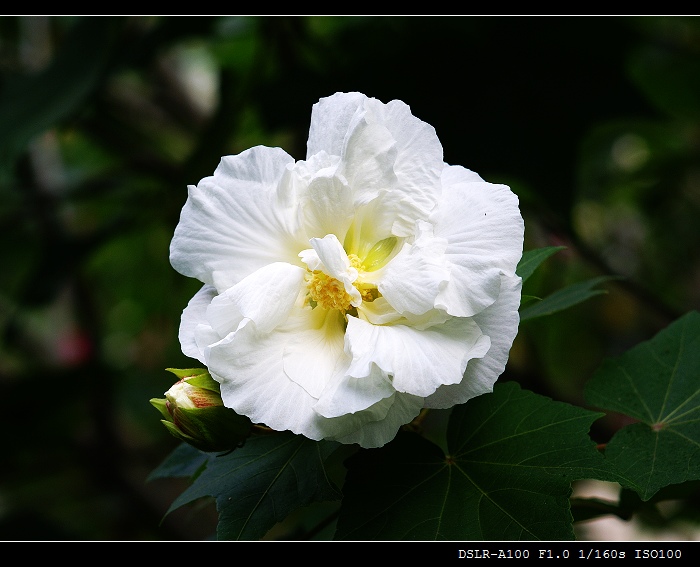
[2,16,699,540]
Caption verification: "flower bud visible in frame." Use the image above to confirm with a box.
[151,368,251,452]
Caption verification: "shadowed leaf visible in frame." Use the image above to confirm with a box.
[585,311,700,500]
[147,442,210,481]
[335,382,616,541]
[520,276,617,321]
[516,246,566,283]
[165,432,341,540]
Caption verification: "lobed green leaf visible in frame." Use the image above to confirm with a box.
[585,311,700,500]
[335,382,616,541]
[165,432,342,540]
[147,442,211,482]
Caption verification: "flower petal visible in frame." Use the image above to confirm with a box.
[432,165,525,317]
[306,92,369,158]
[314,363,395,419]
[377,220,449,316]
[424,273,522,408]
[332,392,424,448]
[282,308,349,399]
[170,146,307,292]
[208,340,320,438]
[206,315,337,441]
[340,109,399,209]
[206,262,306,336]
[308,93,444,237]
[178,284,219,363]
[356,296,404,326]
[368,98,443,236]
[345,315,491,399]
[294,153,355,243]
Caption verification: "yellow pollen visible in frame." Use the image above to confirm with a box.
[306,272,354,311]
[305,254,380,312]
[348,254,364,270]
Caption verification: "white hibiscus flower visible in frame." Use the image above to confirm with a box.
[170,92,524,449]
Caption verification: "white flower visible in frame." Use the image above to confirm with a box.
[170,92,524,449]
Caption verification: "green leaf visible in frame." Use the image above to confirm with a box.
[519,275,617,322]
[147,442,210,482]
[584,311,700,501]
[335,382,615,541]
[519,294,541,307]
[516,246,565,283]
[166,432,342,540]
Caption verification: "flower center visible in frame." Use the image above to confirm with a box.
[305,254,378,312]
[306,272,355,311]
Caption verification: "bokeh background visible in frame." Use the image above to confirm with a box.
[2,15,700,540]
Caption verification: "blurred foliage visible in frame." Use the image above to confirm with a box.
[2,15,700,540]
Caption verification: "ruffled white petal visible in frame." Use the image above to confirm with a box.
[314,361,395,419]
[338,106,399,209]
[206,262,305,336]
[284,151,356,242]
[345,315,491,399]
[432,164,525,317]
[282,308,348,399]
[440,163,484,185]
[356,296,404,326]
[308,93,444,238]
[306,92,369,158]
[207,324,323,439]
[170,146,308,292]
[208,310,425,446]
[424,273,522,408]
[377,220,449,316]
[207,312,352,442]
[368,98,443,236]
[331,392,424,448]
[178,284,219,363]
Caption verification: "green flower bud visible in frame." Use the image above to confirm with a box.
[151,368,251,452]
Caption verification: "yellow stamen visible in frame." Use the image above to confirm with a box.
[347,254,364,270]
[306,272,355,311]
[305,255,380,312]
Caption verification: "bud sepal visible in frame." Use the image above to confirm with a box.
[150,368,252,453]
